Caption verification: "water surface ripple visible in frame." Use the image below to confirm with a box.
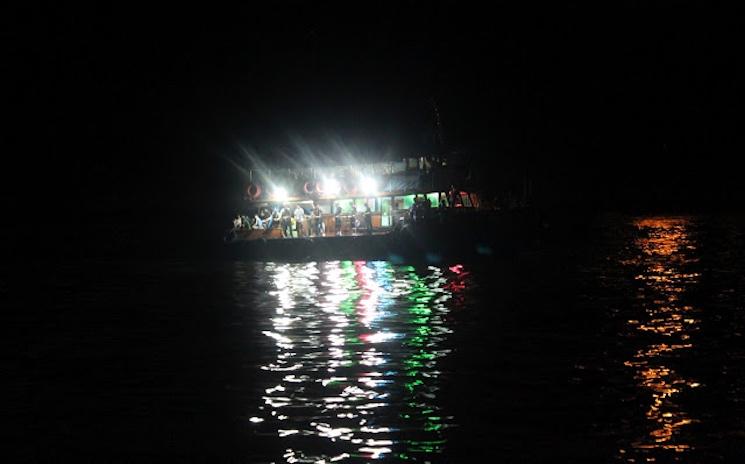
[234,261,468,463]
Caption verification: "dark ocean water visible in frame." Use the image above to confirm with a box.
[7,215,745,462]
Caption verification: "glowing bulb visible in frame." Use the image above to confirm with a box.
[324,178,341,196]
[359,176,378,195]
[273,186,289,202]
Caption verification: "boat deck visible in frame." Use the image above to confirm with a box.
[231,227,392,241]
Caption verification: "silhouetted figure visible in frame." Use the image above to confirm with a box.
[438,198,447,224]
[440,193,449,208]
[311,202,323,236]
[409,196,418,223]
[294,204,305,237]
[280,205,292,238]
[262,207,275,229]
[363,203,372,234]
[334,205,342,236]
[350,204,358,234]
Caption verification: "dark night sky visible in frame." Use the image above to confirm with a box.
[5,3,745,253]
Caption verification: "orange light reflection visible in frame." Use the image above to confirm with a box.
[622,218,701,457]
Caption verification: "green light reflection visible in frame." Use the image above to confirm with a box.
[243,261,463,462]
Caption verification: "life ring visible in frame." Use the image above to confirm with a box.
[303,181,316,195]
[247,183,262,199]
[315,182,324,194]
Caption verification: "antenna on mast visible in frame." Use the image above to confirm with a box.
[430,97,444,156]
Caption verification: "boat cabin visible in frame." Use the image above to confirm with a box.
[231,156,482,241]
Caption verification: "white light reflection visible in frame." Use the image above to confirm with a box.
[243,261,463,462]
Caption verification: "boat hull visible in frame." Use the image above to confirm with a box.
[226,209,541,262]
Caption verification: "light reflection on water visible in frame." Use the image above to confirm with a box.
[620,218,702,459]
[237,261,465,463]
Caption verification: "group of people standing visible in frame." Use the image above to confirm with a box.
[336,203,373,235]
[233,201,374,238]
[234,189,465,237]
[275,203,324,238]
[407,187,463,224]
[408,194,433,223]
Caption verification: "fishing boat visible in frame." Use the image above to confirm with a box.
[225,155,539,262]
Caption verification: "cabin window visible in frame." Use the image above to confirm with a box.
[460,192,472,207]
[396,194,417,210]
[352,198,378,212]
[318,202,331,214]
[426,192,440,208]
[381,197,392,227]
[334,199,354,213]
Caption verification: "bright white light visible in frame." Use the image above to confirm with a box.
[359,176,378,195]
[273,186,289,202]
[324,178,341,196]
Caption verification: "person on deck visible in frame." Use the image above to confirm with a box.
[350,204,358,234]
[294,204,305,237]
[409,196,420,223]
[280,205,292,238]
[311,202,323,236]
[267,206,279,230]
[253,212,263,229]
[334,204,343,236]
[439,193,449,208]
[259,207,272,229]
[448,185,461,208]
[438,195,447,223]
[363,203,372,234]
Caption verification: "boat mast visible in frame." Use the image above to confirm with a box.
[430,97,444,160]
